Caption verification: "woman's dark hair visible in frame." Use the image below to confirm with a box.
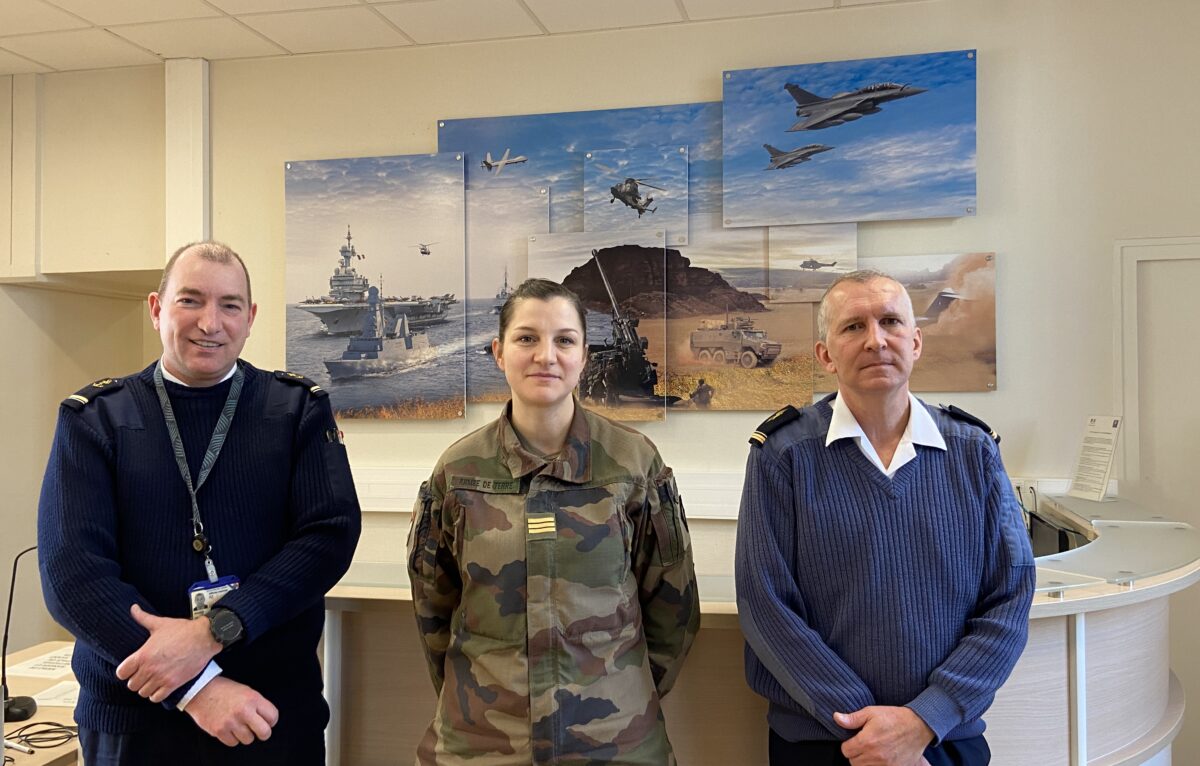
[497,279,588,342]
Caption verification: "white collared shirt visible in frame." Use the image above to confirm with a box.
[825,392,947,477]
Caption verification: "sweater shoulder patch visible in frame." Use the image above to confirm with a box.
[273,370,328,399]
[62,377,125,411]
[749,405,801,447]
[938,404,999,444]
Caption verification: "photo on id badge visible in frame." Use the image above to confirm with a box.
[189,575,240,619]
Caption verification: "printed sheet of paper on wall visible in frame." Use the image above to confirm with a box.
[527,231,668,422]
[813,252,997,394]
[284,153,466,419]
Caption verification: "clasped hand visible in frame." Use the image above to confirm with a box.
[834,706,934,766]
[115,603,220,703]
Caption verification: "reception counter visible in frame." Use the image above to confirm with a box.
[324,494,1200,766]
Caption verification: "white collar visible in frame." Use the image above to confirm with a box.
[826,391,947,452]
[159,360,238,387]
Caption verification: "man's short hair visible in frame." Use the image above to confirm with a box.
[158,241,252,305]
[816,269,914,342]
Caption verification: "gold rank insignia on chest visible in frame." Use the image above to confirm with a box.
[526,513,557,539]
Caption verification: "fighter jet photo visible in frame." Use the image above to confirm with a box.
[785,81,927,131]
[763,143,833,170]
[798,259,838,271]
[916,288,961,326]
[480,148,528,175]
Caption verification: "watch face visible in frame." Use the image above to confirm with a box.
[210,610,243,645]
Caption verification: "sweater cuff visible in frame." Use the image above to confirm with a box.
[905,685,962,746]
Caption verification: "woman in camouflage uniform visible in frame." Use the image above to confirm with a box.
[409,279,700,765]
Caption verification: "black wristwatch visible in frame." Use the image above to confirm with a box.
[207,607,244,649]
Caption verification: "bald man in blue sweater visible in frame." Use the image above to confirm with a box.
[736,270,1035,766]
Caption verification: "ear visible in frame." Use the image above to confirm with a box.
[814,340,837,374]
[911,326,923,362]
[247,302,259,332]
[491,337,504,371]
[148,292,163,330]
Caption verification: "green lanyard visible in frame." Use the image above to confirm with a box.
[153,360,244,583]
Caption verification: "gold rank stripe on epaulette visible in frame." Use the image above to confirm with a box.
[274,370,328,398]
[527,514,557,539]
[62,376,124,410]
[749,404,801,446]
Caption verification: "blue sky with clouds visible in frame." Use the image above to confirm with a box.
[722,50,977,227]
[584,145,689,245]
[284,153,465,303]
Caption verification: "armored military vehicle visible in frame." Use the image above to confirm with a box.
[689,315,781,368]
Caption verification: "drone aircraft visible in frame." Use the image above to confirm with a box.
[480,148,528,175]
[609,177,662,218]
[763,143,834,170]
[784,81,927,131]
[413,242,438,256]
[798,259,838,271]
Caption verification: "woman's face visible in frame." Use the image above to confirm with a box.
[492,296,586,412]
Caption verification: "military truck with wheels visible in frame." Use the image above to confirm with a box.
[689,316,781,368]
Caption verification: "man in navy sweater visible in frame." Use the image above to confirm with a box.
[38,242,361,764]
[736,270,1035,766]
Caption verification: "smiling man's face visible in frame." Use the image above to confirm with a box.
[149,248,257,387]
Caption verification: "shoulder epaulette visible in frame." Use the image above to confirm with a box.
[62,377,125,411]
[273,370,327,398]
[939,404,1000,444]
[749,405,801,447]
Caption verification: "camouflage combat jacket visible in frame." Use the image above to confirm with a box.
[408,401,700,765]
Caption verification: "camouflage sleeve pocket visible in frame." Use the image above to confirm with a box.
[650,470,687,567]
[408,481,438,576]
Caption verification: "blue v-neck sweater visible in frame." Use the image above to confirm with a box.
[736,396,1035,744]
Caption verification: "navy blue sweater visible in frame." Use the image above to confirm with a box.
[736,396,1035,744]
[38,361,361,733]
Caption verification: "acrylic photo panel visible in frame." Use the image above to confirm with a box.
[813,252,997,393]
[584,146,689,246]
[466,184,550,404]
[722,50,977,227]
[439,102,721,234]
[285,153,466,419]
[527,231,668,421]
[767,223,858,302]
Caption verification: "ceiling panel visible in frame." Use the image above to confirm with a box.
[112,18,285,59]
[681,0,833,21]
[205,0,359,13]
[0,47,54,75]
[0,29,160,70]
[520,0,683,34]
[374,0,543,44]
[0,0,90,36]
[44,0,221,26]
[239,7,412,54]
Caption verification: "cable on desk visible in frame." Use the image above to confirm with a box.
[5,721,79,750]
[5,753,15,765]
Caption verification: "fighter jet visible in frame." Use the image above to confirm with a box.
[916,288,962,326]
[763,143,833,170]
[784,81,927,131]
[798,259,838,271]
[480,148,528,175]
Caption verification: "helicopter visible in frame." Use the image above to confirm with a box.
[609,178,662,218]
[413,242,438,256]
[798,259,838,271]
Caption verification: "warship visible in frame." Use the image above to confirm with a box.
[324,286,430,380]
[492,266,512,314]
[299,227,450,335]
